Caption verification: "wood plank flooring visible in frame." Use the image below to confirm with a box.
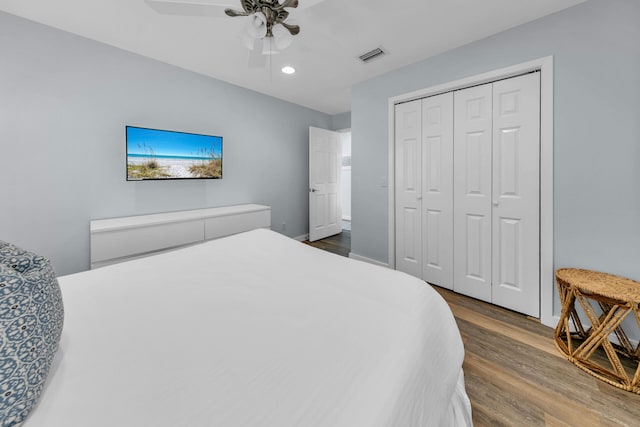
[305,235,640,426]
[303,230,350,257]
[437,287,640,426]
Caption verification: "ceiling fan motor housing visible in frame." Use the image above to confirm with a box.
[226,0,300,37]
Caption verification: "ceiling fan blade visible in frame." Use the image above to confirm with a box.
[145,0,235,16]
[279,0,299,9]
[280,22,300,35]
[225,8,250,17]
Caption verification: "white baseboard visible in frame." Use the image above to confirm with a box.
[293,234,309,242]
[349,252,389,268]
[542,315,560,330]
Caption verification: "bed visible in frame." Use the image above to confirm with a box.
[10,229,471,426]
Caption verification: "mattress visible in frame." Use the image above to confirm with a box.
[24,229,471,426]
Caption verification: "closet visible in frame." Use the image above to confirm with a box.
[395,72,540,317]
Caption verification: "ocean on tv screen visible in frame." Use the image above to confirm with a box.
[126,127,222,180]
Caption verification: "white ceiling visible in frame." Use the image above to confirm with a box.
[0,0,586,114]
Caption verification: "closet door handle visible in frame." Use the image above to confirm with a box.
[493,200,499,207]
[417,196,423,201]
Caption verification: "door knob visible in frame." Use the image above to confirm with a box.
[417,196,423,201]
[310,188,318,193]
[493,200,499,207]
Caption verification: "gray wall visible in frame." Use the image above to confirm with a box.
[0,12,331,275]
[352,0,640,285]
[331,112,351,131]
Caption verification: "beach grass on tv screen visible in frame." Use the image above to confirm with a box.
[126,127,222,180]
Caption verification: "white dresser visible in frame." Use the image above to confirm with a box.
[90,204,271,269]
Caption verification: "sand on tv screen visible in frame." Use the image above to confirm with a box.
[126,126,223,180]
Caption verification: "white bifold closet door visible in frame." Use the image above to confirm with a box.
[453,84,494,301]
[453,72,540,317]
[491,73,540,316]
[421,92,454,289]
[395,101,422,278]
[395,72,540,317]
[395,93,454,287]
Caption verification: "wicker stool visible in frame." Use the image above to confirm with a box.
[554,268,640,394]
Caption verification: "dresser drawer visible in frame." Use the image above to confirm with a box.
[91,220,204,265]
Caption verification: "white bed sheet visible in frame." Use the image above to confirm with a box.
[24,229,470,426]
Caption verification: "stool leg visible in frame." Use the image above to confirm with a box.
[575,295,631,383]
[555,285,576,355]
[600,302,634,357]
[632,308,640,390]
[634,309,640,360]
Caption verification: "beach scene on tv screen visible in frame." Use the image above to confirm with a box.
[127,127,222,180]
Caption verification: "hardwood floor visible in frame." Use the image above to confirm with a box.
[436,287,640,426]
[305,235,640,426]
[303,230,350,257]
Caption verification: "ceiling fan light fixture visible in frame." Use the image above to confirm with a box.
[281,66,296,75]
[245,11,268,39]
[271,23,293,50]
[225,0,302,55]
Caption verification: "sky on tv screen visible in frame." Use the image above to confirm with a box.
[127,127,222,159]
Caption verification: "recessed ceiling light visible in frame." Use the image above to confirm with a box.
[281,66,296,75]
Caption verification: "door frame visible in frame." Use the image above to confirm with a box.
[387,56,555,328]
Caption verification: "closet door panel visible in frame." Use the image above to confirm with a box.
[421,92,454,289]
[395,100,422,277]
[454,84,493,302]
[491,73,540,317]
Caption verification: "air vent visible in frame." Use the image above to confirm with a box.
[358,47,386,63]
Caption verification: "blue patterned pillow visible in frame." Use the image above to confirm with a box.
[0,242,46,275]
[0,243,64,427]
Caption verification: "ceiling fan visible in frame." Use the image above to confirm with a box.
[145,0,325,67]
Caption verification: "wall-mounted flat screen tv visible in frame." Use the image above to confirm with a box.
[126,126,222,181]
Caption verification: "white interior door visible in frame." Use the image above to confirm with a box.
[395,100,422,277]
[421,92,454,289]
[453,83,494,302]
[309,127,342,242]
[491,73,540,317]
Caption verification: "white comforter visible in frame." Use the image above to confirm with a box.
[25,229,468,426]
